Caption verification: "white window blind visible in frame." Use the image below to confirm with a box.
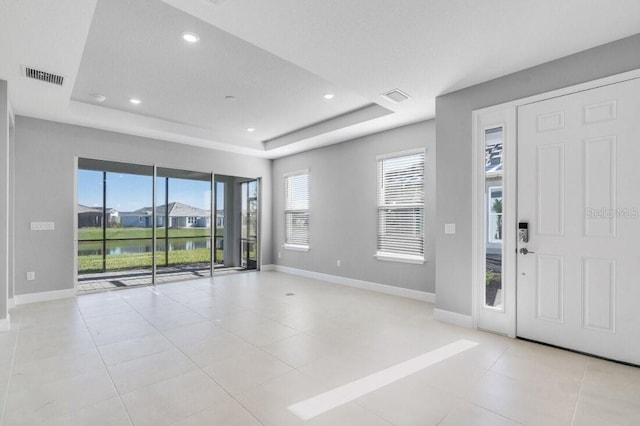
[377,150,425,261]
[284,171,309,249]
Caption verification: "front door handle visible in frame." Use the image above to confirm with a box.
[519,247,535,255]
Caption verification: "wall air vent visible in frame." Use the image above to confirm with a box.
[23,66,65,86]
[380,89,411,104]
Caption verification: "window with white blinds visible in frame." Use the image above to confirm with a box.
[377,150,425,262]
[284,170,310,250]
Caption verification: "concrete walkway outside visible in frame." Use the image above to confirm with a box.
[77,263,220,294]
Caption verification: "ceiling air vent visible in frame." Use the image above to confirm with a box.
[380,89,411,104]
[205,0,227,5]
[23,66,65,86]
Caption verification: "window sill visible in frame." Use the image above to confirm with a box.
[374,252,425,264]
[284,244,310,252]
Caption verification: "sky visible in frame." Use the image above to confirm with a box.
[77,170,223,212]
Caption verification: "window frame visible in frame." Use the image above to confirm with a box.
[283,169,310,251]
[375,148,425,264]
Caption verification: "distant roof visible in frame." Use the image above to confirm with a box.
[77,204,117,214]
[120,202,210,217]
[120,207,154,216]
[77,204,100,214]
[163,202,210,217]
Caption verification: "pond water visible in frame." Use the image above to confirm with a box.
[78,237,211,256]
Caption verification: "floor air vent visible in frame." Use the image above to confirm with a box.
[23,66,65,86]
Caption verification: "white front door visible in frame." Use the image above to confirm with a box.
[517,77,640,364]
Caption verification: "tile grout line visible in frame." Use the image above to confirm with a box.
[164,281,279,425]
[115,281,267,425]
[469,401,523,425]
[0,308,22,426]
[287,339,479,421]
[486,343,511,371]
[76,295,136,425]
[569,357,589,425]
[156,280,304,372]
[7,281,383,425]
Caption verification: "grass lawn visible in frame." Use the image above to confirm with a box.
[78,248,223,273]
[78,227,214,240]
[77,227,227,273]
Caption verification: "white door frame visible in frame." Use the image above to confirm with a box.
[472,107,517,337]
[471,68,640,338]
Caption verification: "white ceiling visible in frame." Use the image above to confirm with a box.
[2,0,640,158]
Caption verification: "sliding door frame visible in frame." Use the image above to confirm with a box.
[75,158,216,288]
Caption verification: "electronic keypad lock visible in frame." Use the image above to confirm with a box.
[518,222,529,243]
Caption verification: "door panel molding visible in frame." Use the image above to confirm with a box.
[535,254,564,323]
[536,144,565,236]
[582,257,616,333]
[584,136,617,238]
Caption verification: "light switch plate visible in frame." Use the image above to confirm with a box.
[444,223,456,234]
[30,221,55,231]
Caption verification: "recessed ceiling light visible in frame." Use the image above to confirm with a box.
[246,127,255,132]
[90,94,106,103]
[323,93,335,100]
[130,98,142,105]
[182,32,200,43]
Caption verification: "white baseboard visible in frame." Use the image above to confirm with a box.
[0,314,10,332]
[8,298,15,309]
[434,308,474,328]
[272,265,435,303]
[260,264,276,272]
[14,288,77,305]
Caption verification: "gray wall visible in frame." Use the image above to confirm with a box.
[0,81,8,320]
[435,33,640,316]
[272,120,436,294]
[14,117,272,296]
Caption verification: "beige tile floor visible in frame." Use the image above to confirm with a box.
[1,271,639,425]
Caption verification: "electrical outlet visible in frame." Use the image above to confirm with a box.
[278,251,282,258]
[26,271,35,281]
[337,259,341,267]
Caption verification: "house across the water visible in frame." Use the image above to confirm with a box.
[77,204,119,228]
[119,202,211,228]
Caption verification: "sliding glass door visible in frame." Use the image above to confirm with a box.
[214,175,260,273]
[155,168,212,283]
[77,160,261,293]
[77,160,154,292]
[241,180,258,270]
[214,181,225,267]
[77,160,214,293]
